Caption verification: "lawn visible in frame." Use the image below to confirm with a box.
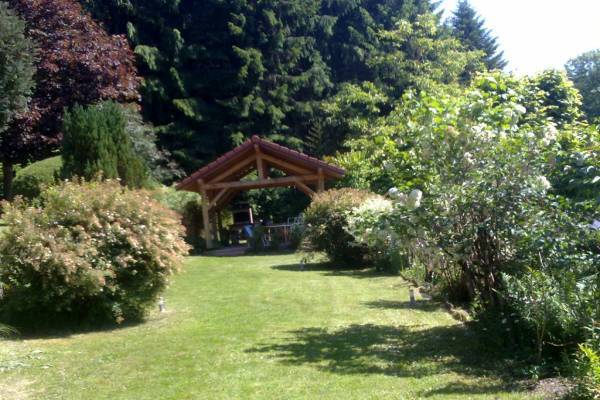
[0,254,537,399]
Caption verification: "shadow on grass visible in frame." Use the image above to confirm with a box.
[1,317,147,341]
[363,300,443,312]
[271,263,388,281]
[271,261,336,272]
[203,248,297,258]
[420,381,525,397]
[247,323,526,395]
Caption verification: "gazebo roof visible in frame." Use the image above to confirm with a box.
[176,135,345,192]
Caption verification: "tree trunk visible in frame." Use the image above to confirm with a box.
[3,161,14,200]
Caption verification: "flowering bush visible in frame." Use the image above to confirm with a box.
[303,188,377,266]
[346,196,394,249]
[0,180,190,327]
[346,189,424,272]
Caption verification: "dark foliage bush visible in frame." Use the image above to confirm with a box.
[0,180,190,328]
[303,188,375,267]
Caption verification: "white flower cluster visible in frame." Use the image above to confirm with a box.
[542,124,558,146]
[357,196,394,214]
[472,124,496,143]
[346,196,394,247]
[463,152,475,167]
[532,175,552,192]
[387,187,423,209]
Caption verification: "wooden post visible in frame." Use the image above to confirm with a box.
[198,179,214,249]
[211,210,219,245]
[317,168,325,193]
[217,211,224,245]
[255,144,266,180]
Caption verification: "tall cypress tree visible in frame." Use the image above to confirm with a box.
[450,0,507,70]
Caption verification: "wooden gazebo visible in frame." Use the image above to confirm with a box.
[176,135,345,248]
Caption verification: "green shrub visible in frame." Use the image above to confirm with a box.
[572,333,600,400]
[61,102,148,188]
[0,180,190,328]
[303,188,375,267]
[12,156,62,199]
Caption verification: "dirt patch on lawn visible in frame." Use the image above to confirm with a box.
[0,378,37,400]
[531,377,575,399]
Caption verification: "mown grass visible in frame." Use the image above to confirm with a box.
[0,254,538,399]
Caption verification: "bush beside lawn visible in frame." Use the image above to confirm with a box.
[0,180,190,328]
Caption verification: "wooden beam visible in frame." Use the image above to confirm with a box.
[208,154,256,184]
[255,144,267,180]
[295,181,316,197]
[260,153,313,175]
[210,188,229,208]
[211,210,219,244]
[205,174,320,191]
[217,211,223,242]
[213,189,239,212]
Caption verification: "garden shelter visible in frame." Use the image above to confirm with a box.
[176,135,345,248]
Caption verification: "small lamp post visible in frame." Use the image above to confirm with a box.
[409,288,416,306]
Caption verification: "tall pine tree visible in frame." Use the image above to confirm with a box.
[450,0,507,70]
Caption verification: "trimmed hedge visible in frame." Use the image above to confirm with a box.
[12,156,62,199]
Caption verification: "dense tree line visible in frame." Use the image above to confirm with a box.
[1,0,505,191]
[80,0,491,173]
